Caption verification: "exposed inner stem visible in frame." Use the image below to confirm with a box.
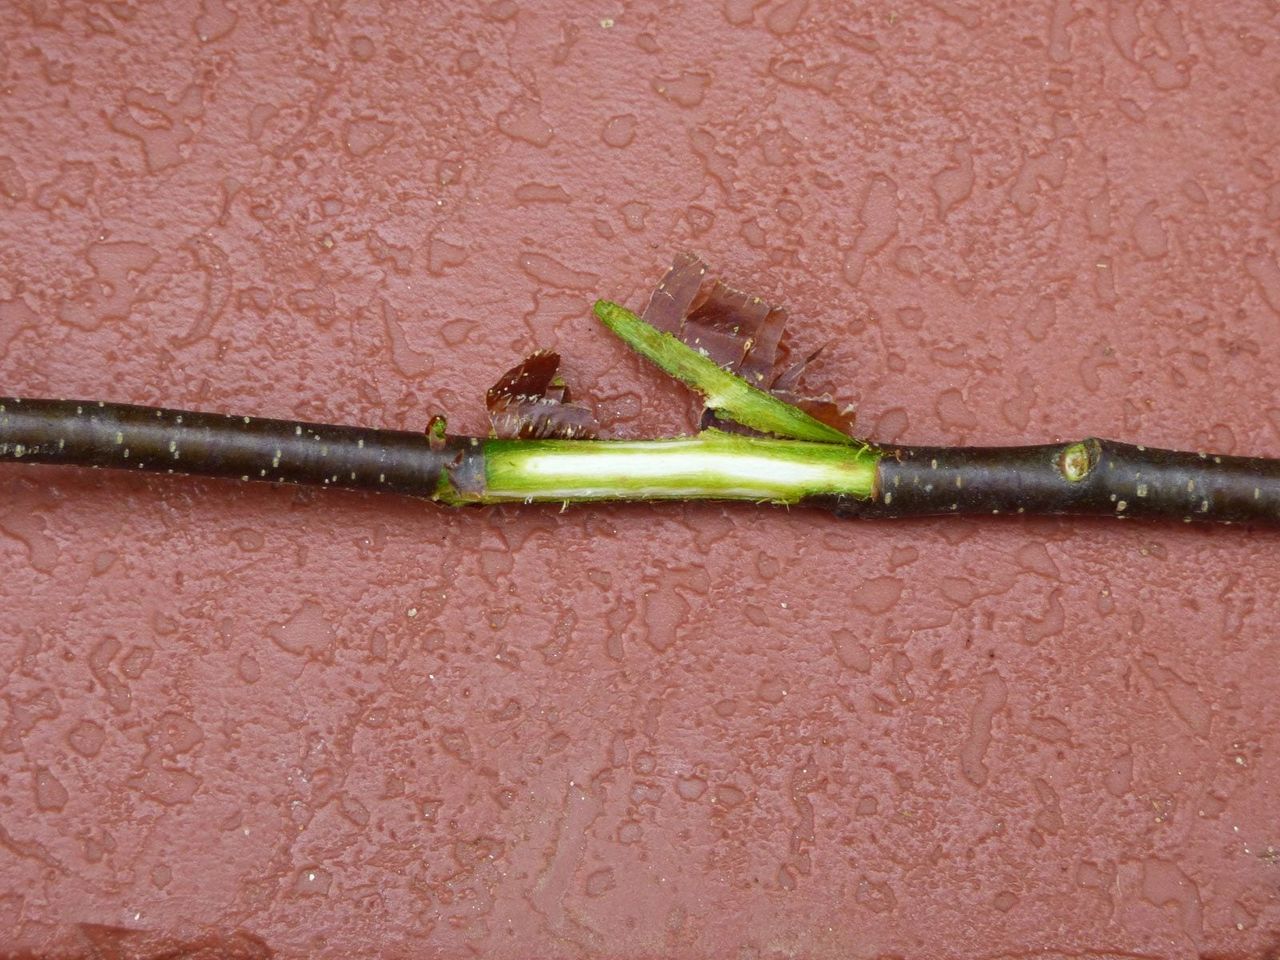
[477,430,881,503]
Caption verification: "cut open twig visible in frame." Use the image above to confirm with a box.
[2,255,1279,526]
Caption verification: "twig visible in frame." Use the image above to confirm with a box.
[3,257,1279,527]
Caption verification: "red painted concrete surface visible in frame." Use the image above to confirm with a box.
[2,1,1280,958]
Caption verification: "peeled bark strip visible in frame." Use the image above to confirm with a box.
[642,253,855,435]
[818,439,1280,525]
[641,252,787,387]
[593,300,858,447]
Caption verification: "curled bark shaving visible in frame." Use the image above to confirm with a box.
[486,350,599,440]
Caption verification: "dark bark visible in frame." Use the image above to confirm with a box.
[818,439,1280,525]
[0,397,479,498]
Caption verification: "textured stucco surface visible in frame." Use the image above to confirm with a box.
[2,1,1280,958]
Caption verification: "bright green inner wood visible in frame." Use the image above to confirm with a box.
[477,430,880,504]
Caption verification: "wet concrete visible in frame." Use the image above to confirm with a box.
[1,1,1279,958]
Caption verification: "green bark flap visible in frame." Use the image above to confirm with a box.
[593,299,864,448]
